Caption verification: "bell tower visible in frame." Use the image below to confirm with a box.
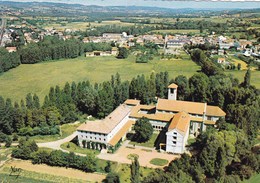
[168,83,178,100]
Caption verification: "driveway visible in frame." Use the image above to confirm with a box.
[97,146,179,168]
[37,132,77,150]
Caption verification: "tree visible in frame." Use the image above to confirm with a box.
[5,136,12,147]
[242,69,251,88]
[189,73,209,102]
[104,172,120,183]
[133,117,153,142]
[117,47,128,59]
[237,63,241,70]
[130,157,140,183]
[105,161,112,173]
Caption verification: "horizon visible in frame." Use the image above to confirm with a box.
[2,0,260,9]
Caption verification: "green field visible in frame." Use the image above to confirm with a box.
[41,20,137,31]
[0,55,200,102]
[244,173,260,183]
[225,70,260,89]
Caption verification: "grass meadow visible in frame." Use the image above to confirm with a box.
[0,55,200,102]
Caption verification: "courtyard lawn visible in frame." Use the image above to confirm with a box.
[0,54,200,102]
[129,133,159,148]
[149,158,169,166]
[60,142,100,155]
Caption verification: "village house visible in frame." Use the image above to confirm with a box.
[77,83,225,154]
[85,47,118,57]
[5,46,17,52]
[217,57,226,64]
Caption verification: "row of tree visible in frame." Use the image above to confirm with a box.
[2,36,117,72]
[12,138,97,172]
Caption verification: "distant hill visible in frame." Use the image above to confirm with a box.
[0,1,259,17]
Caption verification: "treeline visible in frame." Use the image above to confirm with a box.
[19,37,84,64]
[82,25,156,37]
[143,126,260,182]
[1,37,115,73]
[0,94,62,136]
[12,138,97,172]
[190,48,224,76]
[0,48,20,73]
[1,67,259,141]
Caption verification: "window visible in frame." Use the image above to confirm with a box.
[173,136,177,140]
[173,132,177,135]
[99,138,101,140]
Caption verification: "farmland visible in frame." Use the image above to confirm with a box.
[0,54,200,102]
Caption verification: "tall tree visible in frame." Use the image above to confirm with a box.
[242,68,251,88]
[131,157,140,183]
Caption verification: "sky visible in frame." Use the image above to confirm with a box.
[3,0,260,9]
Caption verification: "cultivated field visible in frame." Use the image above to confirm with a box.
[0,55,200,102]
[225,70,260,89]
[41,20,137,31]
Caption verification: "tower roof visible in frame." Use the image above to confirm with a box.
[168,83,178,89]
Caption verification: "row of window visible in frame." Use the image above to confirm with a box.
[152,125,164,130]
[80,131,106,136]
[81,135,106,142]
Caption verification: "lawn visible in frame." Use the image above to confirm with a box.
[149,158,169,166]
[129,133,159,148]
[0,54,200,102]
[244,173,260,183]
[0,147,13,162]
[60,142,100,155]
[112,162,154,183]
[225,70,260,89]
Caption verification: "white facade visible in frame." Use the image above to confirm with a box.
[77,131,107,146]
[168,88,177,100]
[166,128,189,154]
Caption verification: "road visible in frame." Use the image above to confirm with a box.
[0,17,6,46]
[37,132,77,150]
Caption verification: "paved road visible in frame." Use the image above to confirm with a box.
[37,132,77,150]
[0,17,6,46]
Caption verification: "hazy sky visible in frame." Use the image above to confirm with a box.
[3,0,260,9]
